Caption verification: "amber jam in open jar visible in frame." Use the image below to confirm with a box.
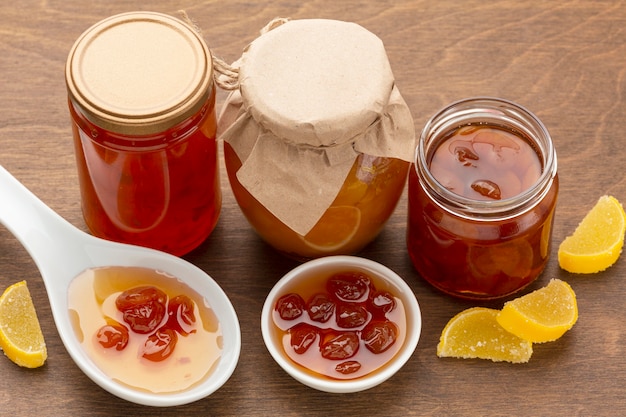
[66,12,221,256]
[407,98,558,299]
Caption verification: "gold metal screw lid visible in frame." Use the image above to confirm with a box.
[66,11,213,136]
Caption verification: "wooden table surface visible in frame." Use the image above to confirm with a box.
[1,1,626,416]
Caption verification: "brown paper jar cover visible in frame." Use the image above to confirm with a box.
[219,18,415,257]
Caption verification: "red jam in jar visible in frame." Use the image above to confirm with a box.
[407,98,558,299]
[65,12,221,255]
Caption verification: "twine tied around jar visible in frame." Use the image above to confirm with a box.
[179,10,289,91]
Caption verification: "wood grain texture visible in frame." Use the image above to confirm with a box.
[1,1,626,415]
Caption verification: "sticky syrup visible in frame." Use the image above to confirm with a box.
[429,126,542,200]
[271,268,407,380]
[68,266,222,393]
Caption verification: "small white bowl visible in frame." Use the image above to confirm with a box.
[261,256,421,393]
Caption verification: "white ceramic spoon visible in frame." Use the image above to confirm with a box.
[0,165,241,407]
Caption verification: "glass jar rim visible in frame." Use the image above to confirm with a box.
[414,96,558,219]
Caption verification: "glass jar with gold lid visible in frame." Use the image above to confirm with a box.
[219,18,416,260]
[65,11,221,256]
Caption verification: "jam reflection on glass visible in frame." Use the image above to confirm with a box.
[69,92,221,256]
[407,125,558,299]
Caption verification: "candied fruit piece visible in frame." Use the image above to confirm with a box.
[335,360,361,375]
[320,332,359,360]
[96,322,129,351]
[437,307,532,363]
[167,294,197,336]
[306,293,335,323]
[497,279,578,343]
[141,327,178,362]
[327,272,371,302]
[336,302,369,328]
[368,291,396,317]
[289,323,319,354]
[115,286,167,334]
[361,320,398,354]
[0,281,47,368]
[471,179,502,200]
[558,195,626,274]
[454,146,479,165]
[276,293,305,320]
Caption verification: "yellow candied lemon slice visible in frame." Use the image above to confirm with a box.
[302,205,361,252]
[558,195,626,274]
[497,278,578,343]
[0,281,47,368]
[437,307,532,363]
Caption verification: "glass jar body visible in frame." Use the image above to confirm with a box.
[407,97,558,299]
[69,91,221,256]
[224,142,409,260]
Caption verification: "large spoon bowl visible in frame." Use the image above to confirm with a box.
[0,165,241,407]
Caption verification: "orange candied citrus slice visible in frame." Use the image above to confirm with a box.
[497,278,578,343]
[0,281,47,368]
[302,205,361,252]
[558,195,626,274]
[437,307,532,363]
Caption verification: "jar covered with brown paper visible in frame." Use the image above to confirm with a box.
[218,18,416,259]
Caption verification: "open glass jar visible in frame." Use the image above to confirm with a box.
[66,12,221,256]
[407,97,558,299]
[219,19,416,260]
